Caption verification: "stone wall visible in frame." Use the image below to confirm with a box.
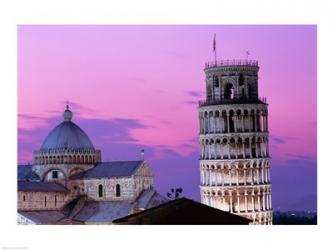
[76,162,154,201]
[18,191,72,211]
[83,177,137,201]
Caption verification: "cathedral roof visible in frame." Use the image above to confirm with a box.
[18,181,70,193]
[70,161,144,179]
[40,106,95,151]
[18,189,168,224]
[18,211,67,224]
[72,190,168,223]
[18,164,40,181]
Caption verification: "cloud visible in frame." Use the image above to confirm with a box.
[270,135,287,144]
[285,154,316,166]
[18,112,194,163]
[17,114,150,161]
[18,113,50,130]
[184,100,198,105]
[270,134,299,146]
[129,77,146,83]
[18,114,44,120]
[78,117,149,145]
[183,91,204,106]
[185,90,204,98]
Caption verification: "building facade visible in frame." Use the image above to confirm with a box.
[198,59,273,224]
[17,106,168,224]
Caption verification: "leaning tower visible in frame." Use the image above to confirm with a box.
[198,59,273,225]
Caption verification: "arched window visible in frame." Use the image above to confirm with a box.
[23,195,26,202]
[248,85,252,98]
[229,110,235,133]
[98,184,103,198]
[224,84,234,99]
[214,76,219,88]
[116,184,121,197]
[52,170,58,179]
[239,74,244,86]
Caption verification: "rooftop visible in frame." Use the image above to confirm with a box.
[112,197,251,225]
[18,189,168,224]
[18,181,70,193]
[18,210,67,224]
[18,164,40,181]
[70,160,144,179]
[39,106,95,151]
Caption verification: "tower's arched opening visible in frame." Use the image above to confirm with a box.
[239,74,244,86]
[251,138,256,157]
[229,110,235,132]
[224,83,234,99]
[214,76,219,88]
[248,85,252,99]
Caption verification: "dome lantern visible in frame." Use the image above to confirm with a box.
[63,105,73,122]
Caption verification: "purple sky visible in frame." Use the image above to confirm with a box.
[18,25,317,211]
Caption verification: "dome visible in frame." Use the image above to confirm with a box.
[40,106,95,150]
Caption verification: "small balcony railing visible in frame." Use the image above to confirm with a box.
[205,59,258,69]
[198,97,267,106]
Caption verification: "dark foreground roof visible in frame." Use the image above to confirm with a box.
[18,164,40,181]
[18,181,70,193]
[70,161,144,179]
[112,198,251,225]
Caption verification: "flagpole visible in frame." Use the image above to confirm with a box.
[214,34,217,65]
[215,47,217,65]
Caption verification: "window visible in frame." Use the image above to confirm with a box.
[23,195,26,202]
[52,171,58,179]
[116,184,121,197]
[239,74,244,86]
[98,184,103,198]
[224,84,234,99]
[45,196,47,207]
[214,76,219,88]
[55,196,57,206]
